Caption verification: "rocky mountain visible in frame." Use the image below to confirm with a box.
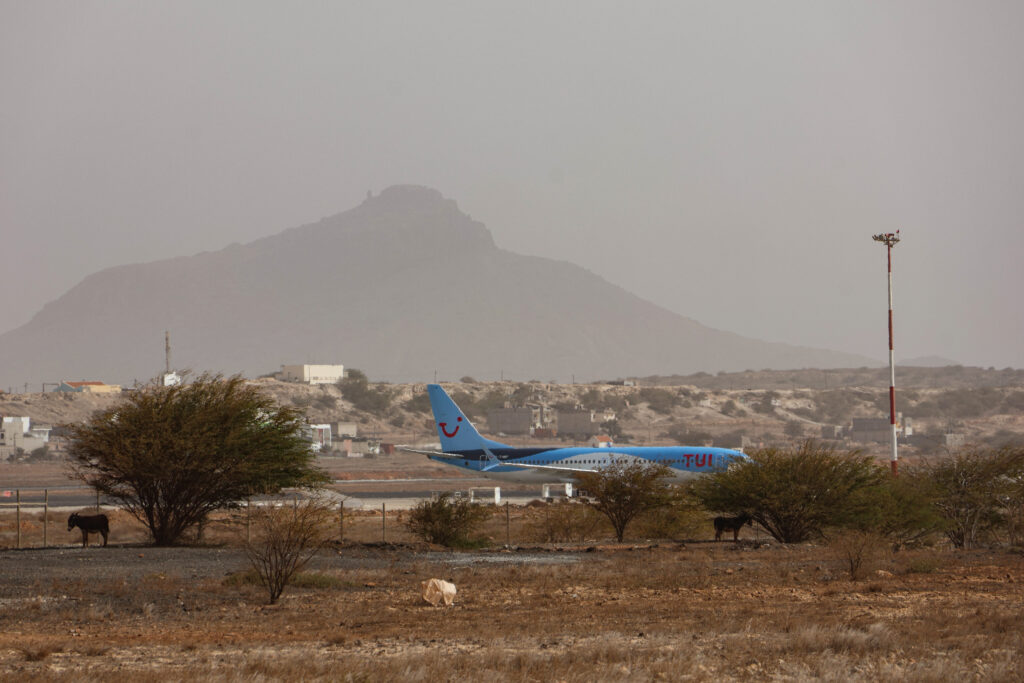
[0,185,876,387]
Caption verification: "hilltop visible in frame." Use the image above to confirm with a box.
[0,186,875,388]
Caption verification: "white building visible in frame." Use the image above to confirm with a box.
[0,416,49,459]
[280,364,345,385]
[304,423,332,452]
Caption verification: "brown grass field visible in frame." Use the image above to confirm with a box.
[1,505,1023,682]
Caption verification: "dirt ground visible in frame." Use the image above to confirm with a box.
[1,524,1022,681]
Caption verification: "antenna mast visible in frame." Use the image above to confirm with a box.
[165,330,171,374]
[872,231,901,476]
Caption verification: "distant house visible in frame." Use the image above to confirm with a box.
[848,416,911,443]
[0,416,49,460]
[339,438,381,457]
[161,372,182,387]
[303,423,332,452]
[848,417,891,443]
[330,421,358,438]
[906,432,965,451]
[820,425,844,440]
[487,406,538,435]
[556,410,599,439]
[54,381,121,394]
[280,364,345,385]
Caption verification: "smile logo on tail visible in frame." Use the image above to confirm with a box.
[439,417,463,438]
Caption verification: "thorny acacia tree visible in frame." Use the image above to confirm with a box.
[67,374,327,545]
[692,442,886,543]
[575,459,674,542]
[245,498,334,604]
[905,447,1024,548]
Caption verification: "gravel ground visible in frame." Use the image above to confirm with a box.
[0,543,585,596]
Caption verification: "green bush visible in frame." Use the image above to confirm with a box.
[403,391,432,413]
[665,426,713,446]
[905,447,1024,548]
[337,369,395,413]
[406,493,492,547]
[575,460,674,542]
[847,476,943,548]
[692,442,887,543]
[720,400,745,417]
[638,388,678,415]
[633,486,707,540]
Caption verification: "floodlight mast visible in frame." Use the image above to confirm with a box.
[872,231,901,476]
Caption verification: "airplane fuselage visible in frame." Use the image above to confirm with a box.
[428,445,743,483]
[417,384,750,484]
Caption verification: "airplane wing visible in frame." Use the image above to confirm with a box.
[503,461,594,474]
[397,446,464,459]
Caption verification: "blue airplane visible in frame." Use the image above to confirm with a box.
[402,384,749,483]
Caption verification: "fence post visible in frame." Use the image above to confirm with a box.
[339,502,344,543]
[505,501,511,547]
[382,502,387,544]
[246,497,251,544]
[43,489,48,547]
[16,490,21,549]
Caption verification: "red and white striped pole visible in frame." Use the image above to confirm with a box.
[873,231,901,476]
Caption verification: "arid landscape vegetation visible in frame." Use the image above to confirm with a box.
[2,368,1023,680]
[4,366,1024,462]
[0,519,1021,681]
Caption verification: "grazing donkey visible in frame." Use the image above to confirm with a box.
[68,512,109,547]
[713,513,752,542]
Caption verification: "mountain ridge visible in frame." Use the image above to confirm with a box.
[0,185,877,387]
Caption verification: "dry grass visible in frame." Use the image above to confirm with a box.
[0,538,1021,680]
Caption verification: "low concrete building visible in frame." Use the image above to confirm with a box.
[906,432,965,452]
[338,438,380,457]
[487,406,538,435]
[331,421,358,438]
[849,417,895,444]
[820,425,844,439]
[280,364,345,385]
[556,410,599,438]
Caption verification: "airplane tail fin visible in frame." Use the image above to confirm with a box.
[427,384,508,453]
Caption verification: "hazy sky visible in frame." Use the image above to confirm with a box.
[3,2,1022,368]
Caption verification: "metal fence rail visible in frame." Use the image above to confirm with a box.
[0,486,102,549]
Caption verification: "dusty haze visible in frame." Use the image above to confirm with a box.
[2,2,1023,369]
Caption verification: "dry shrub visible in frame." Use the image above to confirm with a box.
[827,530,890,581]
[898,549,949,575]
[244,498,334,604]
[405,493,492,547]
[782,622,893,655]
[20,644,61,661]
[523,501,606,543]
